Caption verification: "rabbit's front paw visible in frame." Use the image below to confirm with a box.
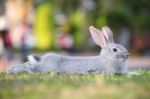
[128,72,141,76]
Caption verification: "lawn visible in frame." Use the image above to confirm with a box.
[0,70,150,99]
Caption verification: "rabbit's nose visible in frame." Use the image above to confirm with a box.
[126,55,129,59]
[126,53,130,59]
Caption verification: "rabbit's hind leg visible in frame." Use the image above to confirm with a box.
[7,62,36,74]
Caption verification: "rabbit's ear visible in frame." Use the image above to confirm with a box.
[102,26,114,43]
[89,26,106,47]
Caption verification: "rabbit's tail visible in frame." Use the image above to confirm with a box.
[27,55,41,64]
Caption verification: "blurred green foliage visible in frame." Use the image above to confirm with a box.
[33,0,150,50]
[34,2,55,49]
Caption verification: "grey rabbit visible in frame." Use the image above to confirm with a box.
[8,26,140,75]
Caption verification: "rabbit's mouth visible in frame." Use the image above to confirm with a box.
[117,53,129,60]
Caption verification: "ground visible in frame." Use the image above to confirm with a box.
[0,70,150,99]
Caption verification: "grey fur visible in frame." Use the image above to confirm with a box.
[7,26,140,75]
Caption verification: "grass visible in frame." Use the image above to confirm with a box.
[0,70,150,99]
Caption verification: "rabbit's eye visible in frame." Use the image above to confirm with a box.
[113,48,117,52]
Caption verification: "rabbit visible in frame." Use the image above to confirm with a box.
[7,26,140,75]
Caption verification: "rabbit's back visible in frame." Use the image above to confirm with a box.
[38,53,106,74]
[58,55,102,73]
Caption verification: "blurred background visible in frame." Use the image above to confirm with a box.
[0,0,150,72]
